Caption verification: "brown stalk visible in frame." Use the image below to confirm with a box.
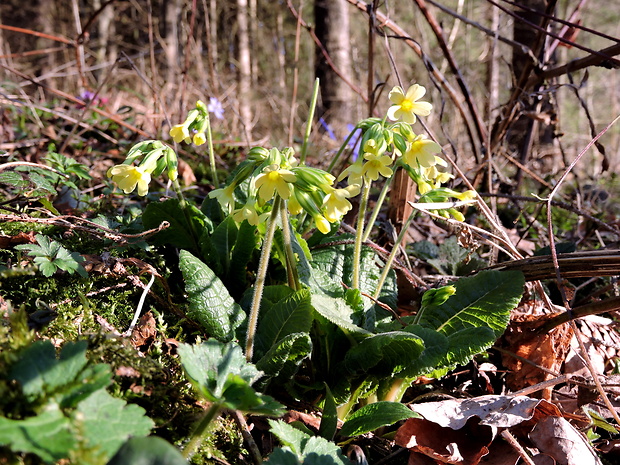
[411,0,487,151]
[345,0,480,162]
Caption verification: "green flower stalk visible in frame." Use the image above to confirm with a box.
[246,195,282,362]
[352,179,371,290]
[300,77,320,165]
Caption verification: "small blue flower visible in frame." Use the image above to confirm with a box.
[207,97,224,120]
[318,116,337,141]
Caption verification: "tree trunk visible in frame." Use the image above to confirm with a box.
[314,0,354,137]
[237,0,253,139]
[510,0,557,188]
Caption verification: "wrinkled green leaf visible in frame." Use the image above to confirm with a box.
[417,270,524,338]
[339,401,419,437]
[256,289,314,357]
[343,331,425,378]
[256,333,312,380]
[228,219,258,289]
[318,384,338,440]
[310,294,369,335]
[143,199,211,255]
[179,250,245,342]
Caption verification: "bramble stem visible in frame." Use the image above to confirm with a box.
[352,180,370,290]
[246,195,282,361]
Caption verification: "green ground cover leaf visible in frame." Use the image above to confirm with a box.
[108,437,188,465]
[179,250,245,342]
[0,408,74,463]
[74,388,154,459]
[267,420,350,465]
[10,340,92,401]
[339,401,419,437]
[178,340,285,415]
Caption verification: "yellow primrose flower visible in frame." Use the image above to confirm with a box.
[402,135,442,168]
[232,201,266,226]
[452,190,477,201]
[208,184,237,212]
[169,124,190,143]
[387,84,433,124]
[108,164,151,196]
[425,166,454,185]
[193,132,207,146]
[313,214,332,234]
[254,164,297,201]
[337,160,364,186]
[362,153,393,181]
[322,185,360,222]
[288,193,303,215]
[417,180,432,195]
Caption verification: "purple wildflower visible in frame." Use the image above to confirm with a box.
[318,116,337,141]
[207,97,224,120]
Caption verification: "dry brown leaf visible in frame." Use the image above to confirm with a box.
[501,311,573,399]
[395,416,493,465]
[530,416,602,465]
[131,311,157,350]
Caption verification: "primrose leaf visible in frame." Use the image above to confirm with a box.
[339,401,419,437]
[179,250,245,342]
[178,340,285,415]
[343,331,425,378]
[416,270,524,338]
[310,293,369,335]
[211,215,237,274]
[143,199,211,256]
[74,388,153,459]
[228,219,258,289]
[255,289,314,357]
[108,436,187,465]
[255,332,312,380]
[0,407,74,463]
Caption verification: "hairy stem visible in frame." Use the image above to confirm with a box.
[246,195,281,361]
[373,208,417,299]
[363,173,395,242]
[352,180,371,290]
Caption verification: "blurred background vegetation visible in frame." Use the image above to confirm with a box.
[0,0,619,204]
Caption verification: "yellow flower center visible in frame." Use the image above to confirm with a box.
[400,99,414,112]
[267,171,281,182]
